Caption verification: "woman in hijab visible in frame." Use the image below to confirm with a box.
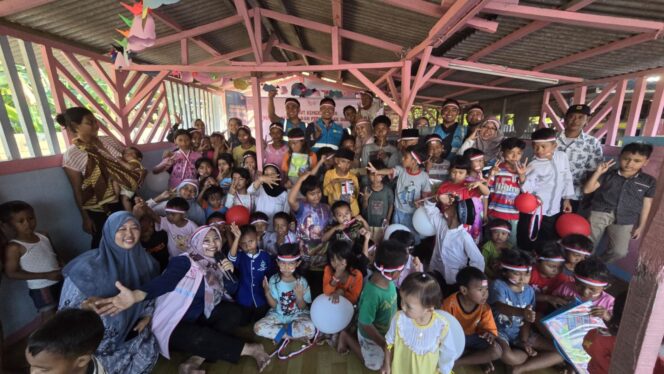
[248,163,289,229]
[147,179,206,226]
[95,226,271,373]
[458,117,505,163]
[59,211,160,374]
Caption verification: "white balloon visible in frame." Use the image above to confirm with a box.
[413,206,436,237]
[144,172,170,193]
[439,310,466,361]
[310,294,354,334]
[383,224,411,240]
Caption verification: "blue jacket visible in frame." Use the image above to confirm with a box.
[228,250,275,308]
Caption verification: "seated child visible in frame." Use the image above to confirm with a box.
[137,212,169,272]
[482,218,513,279]
[250,211,269,249]
[387,229,423,289]
[242,150,258,181]
[323,240,363,305]
[254,243,316,342]
[385,272,464,374]
[201,185,225,219]
[552,257,614,322]
[216,153,234,193]
[362,159,393,244]
[582,293,626,374]
[225,167,253,211]
[323,148,360,216]
[530,241,568,312]
[152,197,198,257]
[319,201,370,270]
[229,224,275,324]
[490,249,563,373]
[560,234,593,279]
[148,179,206,225]
[1,201,63,318]
[263,212,297,257]
[336,240,409,371]
[443,267,501,369]
[26,309,105,374]
[584,142,656,263]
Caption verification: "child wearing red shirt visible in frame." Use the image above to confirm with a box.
[583,293,625,374]
[530,242,569,312]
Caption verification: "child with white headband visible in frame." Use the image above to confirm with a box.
[481,218,513,279]
[560,234,593,278]
[158,197,199,257]
[552,257,614,322]
[529,241,569,312]
[489,249,564,373]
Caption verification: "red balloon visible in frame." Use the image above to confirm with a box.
[514,193,541,214]
[226,205,250,225]
[556,213,591,238]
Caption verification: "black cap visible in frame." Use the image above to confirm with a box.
[400,128,419,140]
[565,104,591,117]
[335,148,355,161]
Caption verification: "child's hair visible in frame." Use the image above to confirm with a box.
[276,243,303,279]
[165,197,189,212]
[27,309,104,359]
[250,211,269,226]
[300,176,321,195]
[500,137,526,151]
[374,239,409,269]
[574,257,610,283]
[231,167,251,182]
[531,127,557,142]
[343,105,356,114]
[388,230,415,253]
[316,146,335,161]
[340,132,356,145]
[399,272,442,309]
[331,200,351,216]
[285,97,300,107]
[327,240,356,273]
[124,146,143,160]
[462,148,485,161]
[218,153,234,168]
[486,218,511,234]
[367,159,388,183]
[195,157,214,170]
[442,98,460,109]
[560,234,593,255]
[536,241,564,261]
[202,185,224,202]
[456,266,488,287]
[372,115,391,128]
[620,142,653,158]
[239,224,257,238]
[286,128,311,155]
[237,126,253,139]
[320,97,336,107]
[242,150,257,164]
[498,249,533,274]
[405,145,427,167]
[0,200,34,223]
[173,129,191,140]
[55,107,93,130]
[449,155,471,173]
[206,212,225,224]
[273,211,292,224]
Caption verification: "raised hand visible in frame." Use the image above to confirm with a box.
[260,174,281,188]
[268,89,277,98]
[515,157,528,177]
[230,223,241,239]
[596,159,616,175]
[366,162,378,174]
[294,281,305,300]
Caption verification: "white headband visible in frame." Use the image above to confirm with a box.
[410,151,423,165]
[537,256,565,263]
[165,208,186,214]
[532,137,557,143]
[563,246,591,256]
[470,154,484,161]
[490,226,511,233]
[501,264,531,272]
[575,275,608,287]
[277,255,301,263]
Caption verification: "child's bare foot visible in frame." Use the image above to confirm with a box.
[246,343,271,372]
[482,362,495,373]
[178,355,206,374]
[336,334,349,354]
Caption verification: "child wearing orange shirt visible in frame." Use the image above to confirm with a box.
[323,240,363,305]
[442,266,502,370]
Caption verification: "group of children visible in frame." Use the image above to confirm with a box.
[2,95,659,374]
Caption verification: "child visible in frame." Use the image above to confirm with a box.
[560,234,593,278]
[481,218,513,279]
[315,147,336,184]
[397,128,419,153]
[264,122,289,166]
[552,257,615,322]
[137,213,169,272]
[232,126,256,167]
[319,201,369,269]
[584,142,656,263]
[425,134,450,191]
[424,196,485,293]
[443,267,501,370]
[195,157,215,187]
[384,272,464,374]
[463,148,488,180]
[201,185,225,219]
[216,153,234,193]
[340,132,356,151]
[153,129,202,189]
[248,163,289,228]
[437,156,488,203]
[323,240,363,304]
[518,128,575,251]
[26,309,105,374]
[254,243,316,341]
[323,148,360,216]
[250,211,270,248]
[336,240,408,371]
[487,137,527,246]
[148,179,206,225]
[361,115,400,170]
[362,159,394,244]
[530,241,569,311]
[367,145,432,239]
[489,249,563,373]
[282,128,318,187]
[263,212,297,257]
[242,151,258,181]
[225,167,253,211]
[582,293,626,374]
[1,201,63,318]
[387,229,423,288]
[229,224,275,323]
[155,197,199,257]
[118,146,146,211]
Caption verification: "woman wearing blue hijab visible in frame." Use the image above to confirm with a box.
[59,211,160,373]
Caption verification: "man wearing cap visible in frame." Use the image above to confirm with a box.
[267,89,308,140]
[398,129,420,153]
[357,90,384,120]
[308,97,347,152]
[464,104,485,140]
[433,99,466,161]
[556,104,603,212]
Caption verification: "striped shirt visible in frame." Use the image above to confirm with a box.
[62,136,123,174]
[488,165,521,220]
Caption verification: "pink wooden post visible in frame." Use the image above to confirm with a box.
[604,79,627,145]
[573,86,587,104]
[625,77,647,137]
[348,68,403,117]
[250,77,264,170]
[539,90,550,127]
[589,82,618,112]
[400,60,412,130]
[644,78,664,136]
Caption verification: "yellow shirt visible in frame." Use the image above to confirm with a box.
[323,168,360,216]
[232,145,256,167]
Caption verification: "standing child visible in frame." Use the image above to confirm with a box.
[232,126,256,167]
[264,122,289,167]
[282,128,318,187]
[153,129,202,189]
[323,240,364,305]
[249,163,289,228]
[229,224,275,324]
[216,153,234,193]
[250,212,270,250]
[336,240,408,371]
[225,168,254,211]
[1,201,63,319]
[560,234,593,278]
[361,115,400,170]
[481,218,513,279]
[254,243,316,341]
[319,201,370,270]
[443,267,501,370]
[518,128,575,251]
[425,134,450,191]
[437,156,488,204]
[463,148,488,181]
[263,212,297,257]
[383,272,465,374]
[490,249,563,373]
[530,242,569,311]
[362,159,394,244]
[195,157,215,188]
[584,142,656,263]
[323,148,360,217]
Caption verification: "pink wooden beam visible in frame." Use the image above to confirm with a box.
[625,77,647,137]
[296,73,363,92]
[59,85,123,145]
[381,0,498,33]
[234,0,262,64]
[543,102,564,131]
[332,0,342,69]
[39,45,65,116]
[482,2,664,33]
[551,89,570,114]
[605,79,627,146]
[585,102,614,134]
[588,82,618,112]
[61,52,121,116]
[152,9,222,57]
[401,60,412,112]
[153,13,250,48]
[573,86,587,104]
[0,0,55,17]
[122,61,404,73]
[374,67,400,87]
[124,71,170,115]
[539,90,551,127]
[128,85,161,131]
[123,71,141,94]
[146,101,169,144]
[644,77,664,137]
[195,46,264,66]
[250,77,264,169]
[254,8,263,61]
[276,43,349,64]
[427,78,529,92]
[331,26,341,65]
[180,39,189,64]
[89,60,114,88]
[386,75,399,103]
[404,47,433,118]
[348,68,404,117]
[133,90,166,143]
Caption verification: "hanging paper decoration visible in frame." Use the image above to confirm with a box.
[192,72,219,84]
[279,85,288,95]
[110,43,133,69]
[181,71,194,83]
[328,90,343,98]
[127,14,156,52]
[291,83,317,98]
[143,0,180,9]
[262,84,277,92]
[233,79,249,90]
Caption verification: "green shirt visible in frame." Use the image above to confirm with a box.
[481,241,512,279]
[358,278,397,337]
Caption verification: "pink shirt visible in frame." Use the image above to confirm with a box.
[553,281,615,312]
[263,143,289,167]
